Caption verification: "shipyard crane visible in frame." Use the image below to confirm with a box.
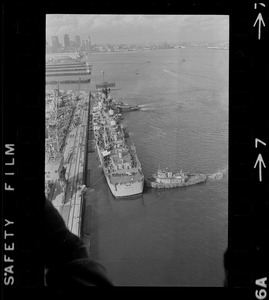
[92,70,121,98]
[75,77,81,101]
[78,77,81,92]
[54,82,60,97]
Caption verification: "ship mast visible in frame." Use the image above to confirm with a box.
[95,70,118,98]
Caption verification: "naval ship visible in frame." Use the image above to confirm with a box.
[92,82,144,197]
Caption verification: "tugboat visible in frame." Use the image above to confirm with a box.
[114,100,140,112]
[146,168,207,189]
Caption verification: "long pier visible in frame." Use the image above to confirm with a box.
[46,63,88,69]
[46,71,91,77]
[50,91,90,237]
[46,68,90,73]
[46,79,91,85]
[46,61,92,83]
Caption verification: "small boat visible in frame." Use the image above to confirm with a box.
[114,100,140,112]
[146,168,207,189]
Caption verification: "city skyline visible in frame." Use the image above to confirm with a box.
[46,14,229,45]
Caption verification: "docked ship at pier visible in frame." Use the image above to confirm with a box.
[92,82,144,197]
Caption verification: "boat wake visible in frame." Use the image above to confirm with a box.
[163,69,226,83]
[163,69,177,77]
[207,166,228,181]
[138,103,156,111]
[138,104,151,107]
[139,107,155,111]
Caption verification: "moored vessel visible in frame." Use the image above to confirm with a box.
[92,80,144,197]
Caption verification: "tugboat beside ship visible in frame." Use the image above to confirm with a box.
[91,74,207,195]
[146,168,207,189]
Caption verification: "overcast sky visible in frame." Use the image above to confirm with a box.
[46,14,229,45]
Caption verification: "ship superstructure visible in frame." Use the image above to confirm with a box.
[92,82,144,197]
[153,168,188,184]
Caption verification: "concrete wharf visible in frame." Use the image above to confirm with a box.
[46,71,91,77]
[46,67,90,73]
[50,91,90,237]
[46,63,87,68]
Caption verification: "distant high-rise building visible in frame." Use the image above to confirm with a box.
[85,40,89,50]
[88,35,92,50]
[64,34,70,48]
[81,40,85,49]
[81,40,88,50]
[51,36,60,48]
[75,35,81,48]
[80,37,91,51]
[51,36,61,52]
[46,40,52,53]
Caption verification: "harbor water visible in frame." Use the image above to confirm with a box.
[48,47,228,286]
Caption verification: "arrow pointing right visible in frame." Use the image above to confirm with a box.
[254,154,266,182]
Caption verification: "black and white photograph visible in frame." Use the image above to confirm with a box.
[45,14,229,286]
[3,1,269,294]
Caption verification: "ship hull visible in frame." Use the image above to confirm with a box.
[146,174,207,189]
[95,142,144,197]
[106,175,144,197]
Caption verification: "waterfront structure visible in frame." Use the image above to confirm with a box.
[45,56,91,84]
[45,89,70,198]
[45,89,90,236]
